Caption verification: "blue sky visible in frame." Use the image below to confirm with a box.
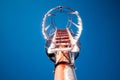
[0,0,120,80]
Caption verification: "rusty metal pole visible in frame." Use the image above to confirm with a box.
[42,6,82,80]
[54,51,76,80]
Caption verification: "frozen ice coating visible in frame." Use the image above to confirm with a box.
[42,6,82,43]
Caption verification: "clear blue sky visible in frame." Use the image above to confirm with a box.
[0,0,120,80]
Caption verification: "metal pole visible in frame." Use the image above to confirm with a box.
[42,6,82,80]
[54,50,76,80]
